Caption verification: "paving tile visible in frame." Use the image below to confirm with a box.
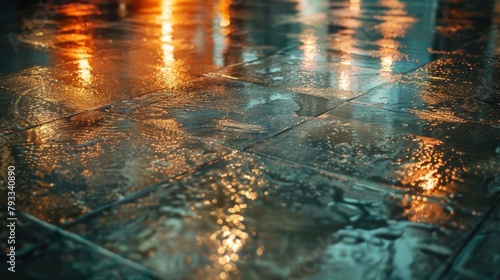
[283,0,439,74]
[370,54,500,127]
[0,110,232,225]
[0,58,200,113]
[51,58,196,95]
[102,47,222,75]
[278,0,496,76]
[102,89,172,116]
[285,47,432,75]
[250,103,500,212]
[213,54,396,97]
[353,77,500,126]
[2,75,132,113]
[106,77,339,148]
[0,67,56,93]
[98,4,298,69]
[1,226,156,280]
[410,55,500,89]
[67,152,480,280]
[0,88,71,134]
[445,201,500,280]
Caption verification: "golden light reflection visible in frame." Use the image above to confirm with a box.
[378,39,399,74]
[58,3,99,17]
[375,0,415,74]
[377,0,416,39]
[299,30,319,69]
[350,0,361,12]
[197,162,265,279]
[396,136,446,192]
[380,55,393,72]
[206,196,251,279]
[410,79,473,123]
[400,195,451,225]
[338,71,351,91]
[53,3,97,104]
[118,1,128,18]
[297,0,323,70]
[76,55,93,87]
[331,0,365,91]
[159,0,178,86]
[396,136,462,225]
[219,0,232,27]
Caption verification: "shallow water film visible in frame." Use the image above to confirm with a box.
[0,0,500,279]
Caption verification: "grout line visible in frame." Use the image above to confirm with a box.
[20,212,161,279]
[242,79,396,151]
[61,154,228,229]
[240,149,406,191]
[243,149,500,280]
[244,148,485,218]
[434,195,500,279]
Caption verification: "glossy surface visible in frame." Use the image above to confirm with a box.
[67,152,481,280]
[105,77,339,148]
[0,111,231,224]
[250,103,500,211]
[0,0,499,279]
[446,200,500,279]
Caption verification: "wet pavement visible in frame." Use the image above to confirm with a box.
[0,0,499,279]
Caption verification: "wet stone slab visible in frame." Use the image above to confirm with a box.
[102,47,222,74]
[212,54,395,98]
[0,226,156,280]
[105,77,339,149]
[410,56,500,90]
[0,0,499,279]
[0,88,71,134]
[67,151,481,280]
[250,103,500,213]
[0,59,198,109]
[277,0,439,74]
[446,200,500,280]
[279,0,495,75]
[97,9,298,69]
[284,47,432,75]
[0,67,60,93]
[353,76,500,126]
[51,58,198,96]
[0,110,231,225]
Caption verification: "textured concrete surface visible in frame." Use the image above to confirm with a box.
[0,0,499,279]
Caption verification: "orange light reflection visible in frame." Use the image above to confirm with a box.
[219,0,232,27]
[159,0,178,86]
[396,136,462,225]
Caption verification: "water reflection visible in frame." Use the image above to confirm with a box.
[396,136,458,193]
[159,0,178,86]
[350,0,361,12]
[219,0,232,27]
[55,3,97,63]
[1,0,499,279]
[375,0,415,74]
[195,161,263,279]
[330,0,419,74]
